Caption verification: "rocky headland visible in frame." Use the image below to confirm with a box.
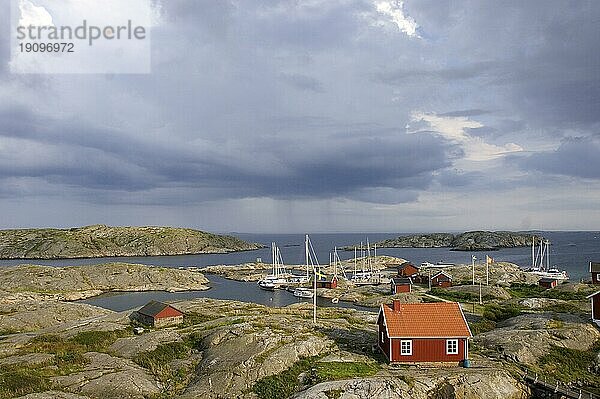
[0,225,263,259]
[369,231,539,251]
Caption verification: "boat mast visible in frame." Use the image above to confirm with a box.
[271,242,276,277]
[305,235,310,279]
[354,247,357,277]
[531,237,535,268]
[546,240,550,271]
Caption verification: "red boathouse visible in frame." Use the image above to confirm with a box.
[377,301,472,364]
[135,301,184,327]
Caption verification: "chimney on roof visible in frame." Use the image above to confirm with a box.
[392,299,402,312]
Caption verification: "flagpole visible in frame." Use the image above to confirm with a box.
[486,256,489,286]
[472,255,476,286]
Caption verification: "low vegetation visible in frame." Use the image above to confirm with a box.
[481,303,522,322]
[429,287,496,303]
[133,339,201,397]
[252,357,380,399]
[0,366,52,399]
[534,340,600,395]
[508,283,592,301]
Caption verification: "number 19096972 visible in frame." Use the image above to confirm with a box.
[19,42,74,53]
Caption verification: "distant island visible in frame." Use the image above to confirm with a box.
[360,231,539,251]
[0,224,263,259]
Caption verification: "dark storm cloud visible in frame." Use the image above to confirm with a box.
[0,105,456,204]
[2,0,600,231]
[516,137,600,180]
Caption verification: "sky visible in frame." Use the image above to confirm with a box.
[0,0,599,233]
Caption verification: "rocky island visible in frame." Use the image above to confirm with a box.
[0,225,263,259]
[369,231,539,251]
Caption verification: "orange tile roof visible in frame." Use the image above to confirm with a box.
[381,302,472,338]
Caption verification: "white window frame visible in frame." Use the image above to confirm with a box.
[446,339,459,355]
[400,340,412,356]
[381,331,384,343]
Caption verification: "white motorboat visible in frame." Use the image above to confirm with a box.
[293,287,314,298]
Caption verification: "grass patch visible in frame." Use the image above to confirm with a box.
[24,329,132,355]
[314,362,379,381]
[545,319,564,329]
[470,318,497,335]
[535,341,600,394]
[133,341,196,398]
[543,302,583,314]
[508,283,592,301]
[429,288,495,303]
[133,341,191,375]
[481,303,522,322]
[0,367,52,399]
[71,329,132,352]
[180,312,218,327]
[252,358,380,399]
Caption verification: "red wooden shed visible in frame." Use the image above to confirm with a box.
[587,291,600,326]
[390,277,412,294]
[377,301,471,364]
[431,271,453,288]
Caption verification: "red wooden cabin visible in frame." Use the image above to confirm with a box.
[587,291,600,326]
[377,301,471,364]
[590,262,600,285]
[431,271,452,288]
[390,277,412,294]
[397,262,419,277]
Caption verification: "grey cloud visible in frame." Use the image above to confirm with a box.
[516,137,600,179]
[279,73,324,93]
[439,109,491,118]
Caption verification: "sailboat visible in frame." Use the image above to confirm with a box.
[257,242,291,290]
[351,240,372,283]
[526,237,569,280]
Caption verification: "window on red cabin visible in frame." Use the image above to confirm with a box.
[446,339,458,355]
[400,340,412,355]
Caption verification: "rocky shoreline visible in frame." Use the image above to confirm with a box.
[364,231,539,251]
[0,263,210,302]
[0,225,263,259]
